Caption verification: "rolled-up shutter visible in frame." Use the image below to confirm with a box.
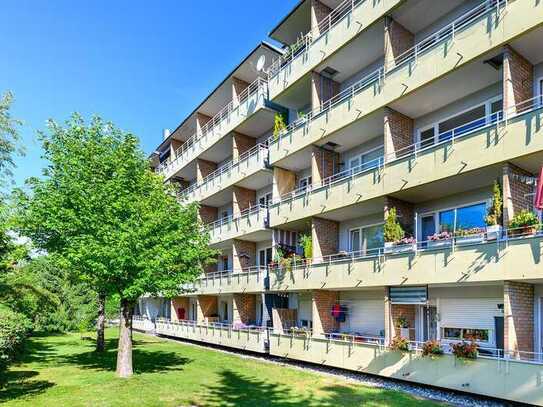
[342,300,385,336]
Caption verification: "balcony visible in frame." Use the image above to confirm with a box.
[269,228,543,291]
[155,319,267,353]
[180,144,269,204]
[269,332,543,405]
[208,204,269,246]
[269,100,543,227]
[157,78,268,180]
[266,0,403,99]
[268,0,541,165]
[182,267,267,295]
[132,316,154,332]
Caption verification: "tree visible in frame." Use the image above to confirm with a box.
[0,91,23,187]
[16,114,215,376]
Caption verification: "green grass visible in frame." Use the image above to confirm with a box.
[0,328,441,406]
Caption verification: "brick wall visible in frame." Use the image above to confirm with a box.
[503,45,533,114]
[384,16,414,70]
[312,217,339,259]
[311,146,339,185]
[197,295,218,323]
[232,239,256,270]
[232,186,256,214]
[233,294,257,325]
[502,163,534,226]
[171,297,190,321]
[312,290,339,335]
[232,132,256,161]
[504,281,534,354]
[391,303,416,340]
[311,71,340,109]
[232,77,250,106]
[196,112,212,136]
[310,0,332,36]
[273,167,296,199]
[196,159,217,183]
[199,205,218,224]
[384,196,414,236]
[384,107,414,162]
[272,308,297,333]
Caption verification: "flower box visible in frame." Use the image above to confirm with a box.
[455,234,484,245]
[427,239,452,249]
[384,242,416,254]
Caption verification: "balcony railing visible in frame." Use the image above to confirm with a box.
[183,266,267,293]
[266,0,367,79]
[157,77,268,176]
[179,143,269,201]
[268,0,506,147]
[206,203,268,232]
[272,224,543,272]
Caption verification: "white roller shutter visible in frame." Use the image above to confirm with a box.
[342,300,385,336]
[298,299,312,325]
[439,298,501,334]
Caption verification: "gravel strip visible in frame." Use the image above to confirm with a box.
[144,332,512,407]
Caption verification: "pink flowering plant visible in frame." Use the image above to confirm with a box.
[427,231,452,241]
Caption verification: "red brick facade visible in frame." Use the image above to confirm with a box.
[196,158,217,183]
[384,196,414,236]
[232,132,256,161]
[197,295,218,323]
[312,290,339,335]
[232,186,256,214]
[232,239,256,270]
[310,0,332,36]
[199,205,218,225]
[504,281,534,354]
[384,107,414,161]
[311,71,340,109]
[233,293,257,325]
[391,303,416,340]
[272,308,297,333]
[311,146,338,185]
[502,163,534,226]
[312,217,339,259]
[503,45,533,114]
[384,17,414,70]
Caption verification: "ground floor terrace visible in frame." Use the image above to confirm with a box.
[148,281,543,405]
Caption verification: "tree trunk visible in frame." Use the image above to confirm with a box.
[96,293,106,352]
[116,298,133,378]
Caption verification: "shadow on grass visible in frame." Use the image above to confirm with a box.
[201,369,432,407]
[0,370,55,403]
[59,337,192,374]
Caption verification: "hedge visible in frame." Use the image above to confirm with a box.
[0,308,31,372]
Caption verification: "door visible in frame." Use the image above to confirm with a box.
[420,215,436,245]
[423,306,438,341]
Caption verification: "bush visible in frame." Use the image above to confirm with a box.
[384,208,404,243]
[421,340,444,357]
[509,210,539,229]
[389,336,409,352]
[451,341,478,359]
[0,308,31,371]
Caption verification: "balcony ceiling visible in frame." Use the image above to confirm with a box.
[510,25,543,66]
[269,0,311,45]
[392,0,466,35]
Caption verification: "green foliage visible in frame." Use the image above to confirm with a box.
[509,210,539,229]
[389,336,409,352]
[272,113,287,140]
[421,340,444,357]
[0,307,31,372]
[451,341,478,359]
[15,114,217,307]
[396,315,409,328]
[299,233,312,259]
[383,207,404,243]
[0,91,24,187]
[485,180,502,226]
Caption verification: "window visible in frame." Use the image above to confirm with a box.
[348,146,384,176]
[258,248,273,267]
[539,78,543,107]
[259,193,273,207]
[299,176,312,192]
[350,224,384,254]
[442,327,489,342]
[222,257,229,271]
[438,203,486,233]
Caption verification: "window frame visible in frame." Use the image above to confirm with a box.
[348,222,384,253]
[441,326,491,344]
[347,144,385,173]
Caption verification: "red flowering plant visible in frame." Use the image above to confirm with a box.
[421,340,444,357]
[428,231,452,241]
[389,336,410,352]
[451,341,478,359]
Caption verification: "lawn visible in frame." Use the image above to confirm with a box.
[0,328,440,406]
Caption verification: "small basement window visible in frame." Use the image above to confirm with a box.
[442,327,489,342]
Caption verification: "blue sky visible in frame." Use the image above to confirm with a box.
[1,0,297,187]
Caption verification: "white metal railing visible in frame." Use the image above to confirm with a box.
[184,266,266,290]
[271,94,543,207]
[179,144,268,200]
[266,0,368,78]
[157,318,267,333]
[206,203,268,232]
[272,224,543,271]
[157,77,267,176]
[268,0,506,146]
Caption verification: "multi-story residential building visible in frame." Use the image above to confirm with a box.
[139,1,543,404]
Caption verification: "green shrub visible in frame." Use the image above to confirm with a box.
[299,234,312,259]
[384,208,404,243]
[509,210,539,229]
[0,308,31,371]
[485,180,502,226]
[272,113,287,140]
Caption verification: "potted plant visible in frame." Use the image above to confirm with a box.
[299,233,313,263]
[455,227,485,245]
[396,316,410,339]
[421,340,444,357]
[427,231,453,249]
[451,341,478,360]
[273,112,287,141]
[485,180,502,240]
[389,336,410,352]
[509,210,539,237]
[384,208,416,253]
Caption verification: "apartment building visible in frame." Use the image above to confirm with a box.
[137,0,543,404]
